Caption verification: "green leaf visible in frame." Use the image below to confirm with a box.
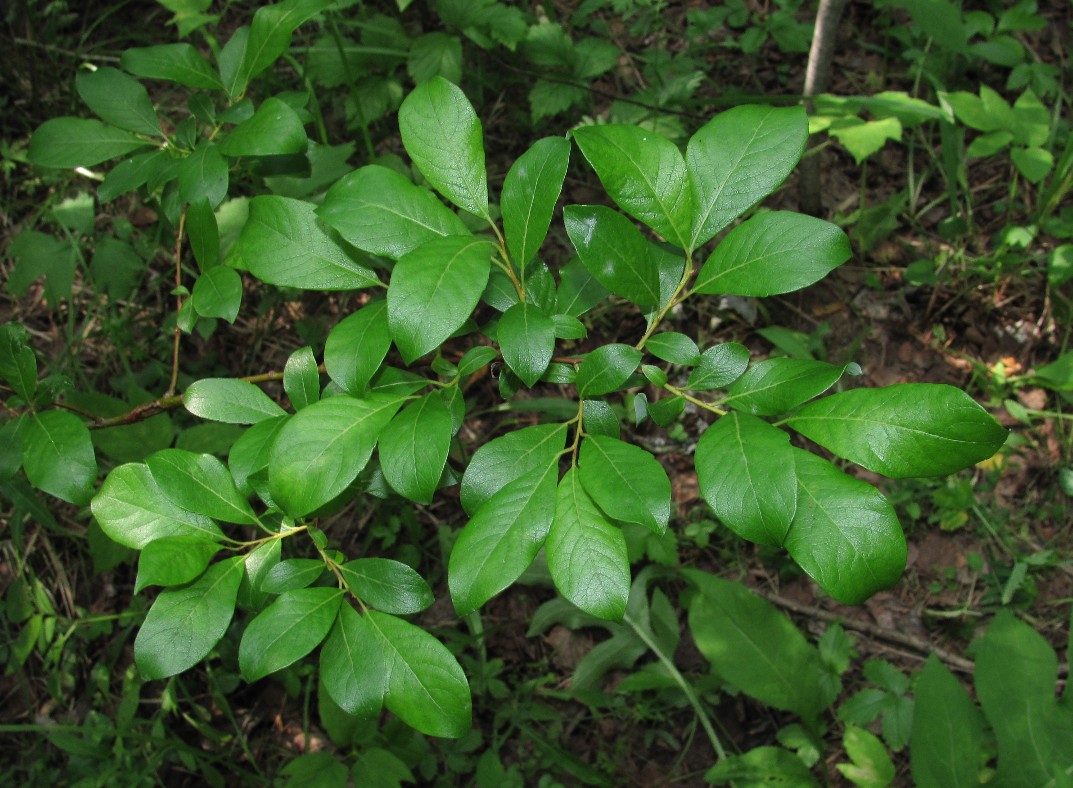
[578,435,670,534]
[187,198,220,269]
[784,450,906,604]
[408,31,463,85]
[386,235,492,363]
[786,384,1008,478]
[92,463,223,548]
[320,605,386,716]
[644,332,700,365]
[191,266,242,323]
[237,195,381,291]
[1011,146,1053,184]
[238,0,334,95]
[686,343,750,390]
[8,230,77,309]
[0,323,38,403]
[837,726,895,787]
[457,346,498,378]
[975,610,1073,787]
[120,44,224,90]
[135,556,244,680]
[367,610,472,738]
[547,468,630,620]
[22,410,97,505]
[29,118,152,169]
[75,67,161,136]
[571,125,691,249]
[184,378,286,424]
[498,302,555,387]
[239,587,343,682]
[283,346,319,411]
[563,205,663,307]
[378,393,452,505]
[556,256,611,317]
[576,343,642,397]
[910,656,985,788]
[219,97,308,157]
[339,558,434,615]
[695,412,796,546]
[145,449,257,524]
[684,568,826,721]
[460,422,569,515]
[726,358,847,416]
[261,558,325,593]
[135,537,220,593]
[694,212,851,296]
[228,416,288,496]
[829,118,903,164]
[268,393,404,517]
[324,300,390,395]
[502,137,571,268]
[449,464,558,615]
[178,142,228,208]
[317,165,469,260]
[687,104,807,249]
[706,746,818,787]
[399,76,488,216]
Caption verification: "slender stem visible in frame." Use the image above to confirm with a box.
[166,206,188,397]
[637,254,694,350]
[664,383,726,416]
[622,612,727,762]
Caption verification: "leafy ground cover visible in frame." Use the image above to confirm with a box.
[1,0,1072,785]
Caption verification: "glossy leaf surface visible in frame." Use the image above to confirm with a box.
[498,302,555,387]
[184,378,286,424]
[324,300,390,395]
[578,435,670,534]
[726,358,846,417]
[146,449,257,524]
[340,558,435,615]
[268,393,404,517]
[387,235,492,363]
[92,463,223,548]
[571,125,691,248]
[399,76,488,216]
[378,393,452,504]
[23,410,97,505]
[687,104,807,248]
[695,412,796,546]
[320,604,386,716]
[239,587,343,681]
[563,205,662,307]
[787,384,1007,478]
[693,212,851,296]
[135,556,244,680]
[784,449,906,604]
[502,136,570,268]
[317,165,469,260]
[238,195,380,290]
[547,468,630,620]
[460,423,568,515]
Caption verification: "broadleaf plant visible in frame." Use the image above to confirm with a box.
[10,8,1008,752]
